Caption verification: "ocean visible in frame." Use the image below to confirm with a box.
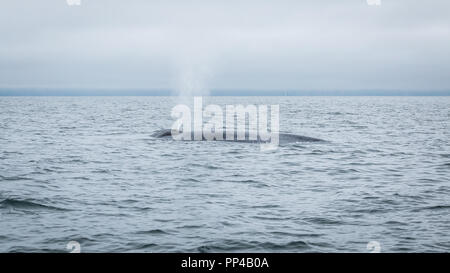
[0,96,449,252]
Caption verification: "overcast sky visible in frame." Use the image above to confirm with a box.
[1,0,449,93]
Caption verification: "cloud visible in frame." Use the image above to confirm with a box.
[1,0,449,91]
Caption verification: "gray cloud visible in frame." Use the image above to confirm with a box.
[1,0,450,92]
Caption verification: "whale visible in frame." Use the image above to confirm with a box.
[151,129,324,144]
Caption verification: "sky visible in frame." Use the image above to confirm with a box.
[1,0,450,94]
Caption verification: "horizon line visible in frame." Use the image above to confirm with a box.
[1,88,450,96]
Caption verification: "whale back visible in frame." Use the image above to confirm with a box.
[152,129,323,144]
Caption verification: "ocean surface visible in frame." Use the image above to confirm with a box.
[0,96,449,253]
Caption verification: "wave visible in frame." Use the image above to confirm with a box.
[135,229,171,235]
[413,205,450,212]
[0,175,33,181]
[0,198,68,211]
[195,239,311,252]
